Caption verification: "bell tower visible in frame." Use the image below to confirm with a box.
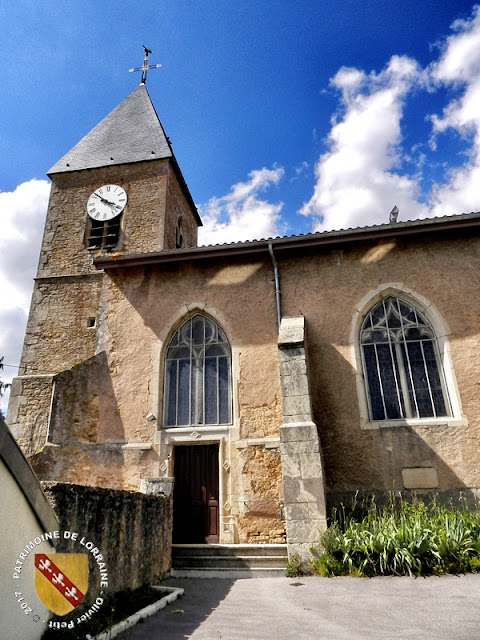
[7,82,202,456]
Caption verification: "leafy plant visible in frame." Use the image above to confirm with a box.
[311,494,480,578]
[0,356,10,398]
[285,552,307,577]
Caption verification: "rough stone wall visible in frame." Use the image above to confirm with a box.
[278,231,480,502]
[7,375,54,456]
[19,275,103,376]
[163,164,199,249]
[43,482,173,593]
[236,445,286,543]
[7,274,103,455]
[26,353,159,490]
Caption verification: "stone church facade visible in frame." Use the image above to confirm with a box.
[7,84,480,556]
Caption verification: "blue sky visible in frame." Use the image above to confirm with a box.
[1,0,480,409]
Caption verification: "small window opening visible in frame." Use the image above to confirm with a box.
[87,317,96,328]
[87,216,122,251]
[175,217,184,249]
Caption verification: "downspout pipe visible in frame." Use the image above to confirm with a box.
[268,241,282,327]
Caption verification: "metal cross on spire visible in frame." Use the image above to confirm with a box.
[129,46,162,84]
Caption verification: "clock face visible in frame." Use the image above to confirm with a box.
[87,185,127,221]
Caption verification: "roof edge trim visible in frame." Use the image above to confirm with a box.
[94,211,480,270]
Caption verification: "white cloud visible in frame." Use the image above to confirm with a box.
[198,167,285,245]
[301,5,480,231]
[429,5,480,216]
[301,56,429,231]
[0,179,50,413]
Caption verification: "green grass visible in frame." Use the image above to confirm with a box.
[310,494,480,577]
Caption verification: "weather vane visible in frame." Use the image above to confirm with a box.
[129,46,162,85]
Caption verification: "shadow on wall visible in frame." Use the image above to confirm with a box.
[30,352,127,486]
[107,257,279,348]
[306,339,470,508]
[49,351,124,444]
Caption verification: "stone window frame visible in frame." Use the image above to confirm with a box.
[163,313,233,428]
[148,303,240,435]
[351,285,466,430]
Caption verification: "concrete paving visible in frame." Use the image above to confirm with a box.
[121,574,480,640]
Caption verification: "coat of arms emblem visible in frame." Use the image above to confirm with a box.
[34,553,88,615]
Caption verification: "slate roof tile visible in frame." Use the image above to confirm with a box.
[48,84,172,174]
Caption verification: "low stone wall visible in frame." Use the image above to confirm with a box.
[43,482,172,594]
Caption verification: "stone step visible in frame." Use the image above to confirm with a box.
[172,544,288,558]
[170,567,286,579]
[173,554,287,569]
[171,544,288,577]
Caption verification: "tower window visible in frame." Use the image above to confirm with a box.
[175,217,184,249]
[87,216,122,251]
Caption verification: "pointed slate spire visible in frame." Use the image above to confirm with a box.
[48,85,172,174]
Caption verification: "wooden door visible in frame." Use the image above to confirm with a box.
[173,444,219,543]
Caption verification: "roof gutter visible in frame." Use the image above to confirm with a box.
[268,241,282,328]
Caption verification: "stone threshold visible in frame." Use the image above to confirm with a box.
[172,543,287,548]
[170,568,286,579]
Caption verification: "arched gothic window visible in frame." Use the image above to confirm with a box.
[360,296,451,421]
[164,314,232,427]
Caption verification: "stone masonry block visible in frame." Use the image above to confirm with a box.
[284,476,324,506]
[402,467,439,489]
[285,518,325,544]
[282,394,311,419]
[279,369,309,398]
[279,453,301,479]
[299,452,323,479]
[9,378,23,396]
[303,477,327,513]
[280,439,319,456]
[278,347,305,361]
[279,358,307,377]
[278,316,305,347]
[284,502,311,521]
[280,422,318,442]
[282,476,301,503]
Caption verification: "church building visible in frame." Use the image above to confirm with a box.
[7,80,480,557]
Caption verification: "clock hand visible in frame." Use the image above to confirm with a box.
[93,193,116,207]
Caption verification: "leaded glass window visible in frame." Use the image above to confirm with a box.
[164,315,232,427]
[360,296,451,421]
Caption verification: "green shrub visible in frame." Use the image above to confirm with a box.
[311,495,480,577]
[285,552,307,577]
